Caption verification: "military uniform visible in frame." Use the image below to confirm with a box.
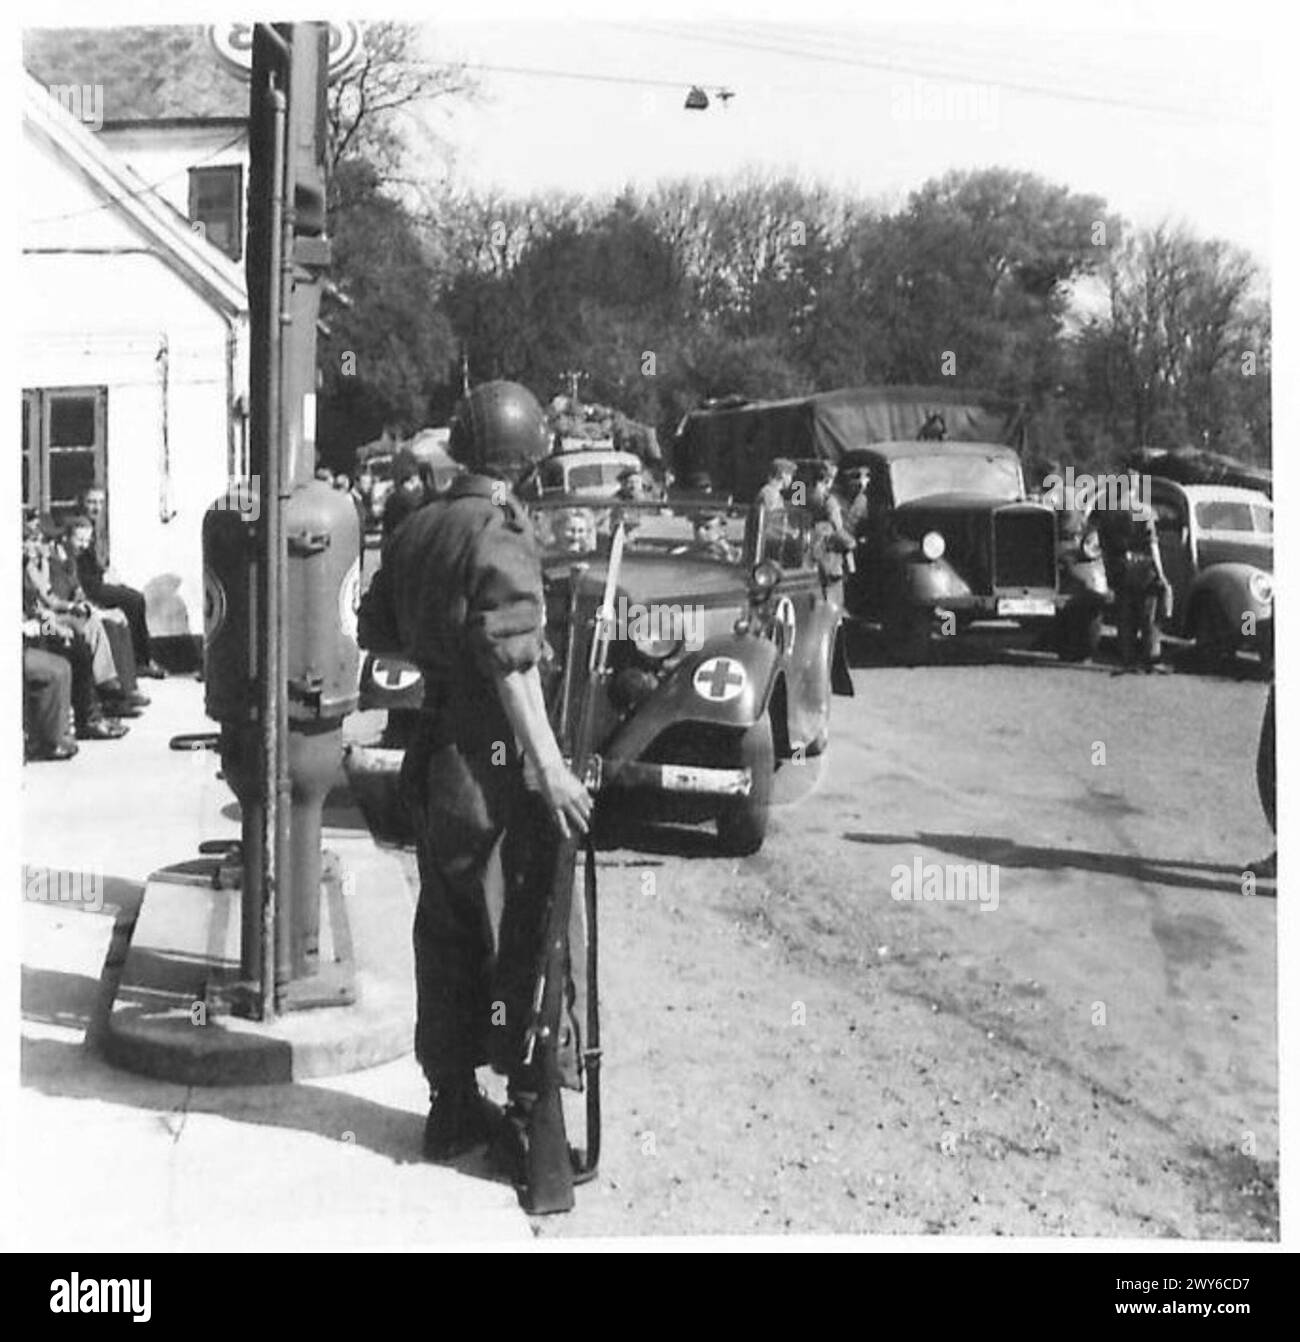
[757,480,786,513]
[362,473,559,1083]
[811,487,856,609]
[1096,502,1166,670]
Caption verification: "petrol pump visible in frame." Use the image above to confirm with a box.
[202,22,361,1018]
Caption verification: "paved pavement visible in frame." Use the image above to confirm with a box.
[16,675,532,1250]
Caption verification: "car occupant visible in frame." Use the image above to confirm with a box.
[690,506,740,563]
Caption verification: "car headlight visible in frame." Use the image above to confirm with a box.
[749,559,781,598]
[631,633,683,662]
[1249,570,1273,606]
[1081,529,1102,560]
[921,530,946,561]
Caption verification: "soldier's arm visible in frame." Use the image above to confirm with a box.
[467,515,591,838]
[493,666,591,838]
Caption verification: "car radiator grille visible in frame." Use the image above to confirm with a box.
[993,509,1057,589]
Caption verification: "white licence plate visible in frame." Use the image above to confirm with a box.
[997,596,1055,618]
[661,764,751,796]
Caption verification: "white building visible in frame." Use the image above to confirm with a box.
[21,26,251,657]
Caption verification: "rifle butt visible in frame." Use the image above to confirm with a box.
[521,1087,575,1214]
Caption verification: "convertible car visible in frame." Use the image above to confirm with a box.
[358,495,853,853]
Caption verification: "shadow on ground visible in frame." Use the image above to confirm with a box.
[843,830,1276,898]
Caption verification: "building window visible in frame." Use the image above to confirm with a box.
[22,387,108,532]
[189,165,243,261]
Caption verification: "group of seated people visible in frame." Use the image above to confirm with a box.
[21,492,163,763]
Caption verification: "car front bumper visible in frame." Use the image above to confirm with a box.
[609,760,753,797]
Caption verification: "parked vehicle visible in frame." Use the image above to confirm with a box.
[834,440,1107,662]
[358,495,854,853]
[516,446,646,501]
[674,385,1105,663]
[1148,478,1273,670]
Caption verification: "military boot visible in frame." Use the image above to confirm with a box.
[422,1075,501,1161]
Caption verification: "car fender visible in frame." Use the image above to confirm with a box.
[358,652,424,711]
[881,543,973,608]
[1183,562,1272,637]
[601,636,780,783]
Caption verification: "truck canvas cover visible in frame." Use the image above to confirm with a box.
[675,384,1027,500]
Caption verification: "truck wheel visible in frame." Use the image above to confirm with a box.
[1055,605,1103,662]
[883,610,932,666]
[716,717,775,856]
[1194,600,1235,672]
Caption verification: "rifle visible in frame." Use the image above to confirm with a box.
[517,523,626,1214]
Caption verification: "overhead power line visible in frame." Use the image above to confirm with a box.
[613,20,1266,126]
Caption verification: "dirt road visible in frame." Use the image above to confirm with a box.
[493,638,1277,1240]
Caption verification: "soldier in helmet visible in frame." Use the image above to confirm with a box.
[358,380,593,1163]
[1095,482,1172,673]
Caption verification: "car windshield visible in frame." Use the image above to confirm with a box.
[1195,499,1272,534]
[531,498,749,565]
[889,452,1023,505]
[566,462,624,492]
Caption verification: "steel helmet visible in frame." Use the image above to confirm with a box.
[448,380,550,477]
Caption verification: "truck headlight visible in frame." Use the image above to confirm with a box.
[1081,529,1102,560]
[921,530,946,561]
[1249,571,1273,606]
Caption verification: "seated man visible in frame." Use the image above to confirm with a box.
[77,489,165,678]
[23,643,77,761]
[689,508,740,563]
[22,601,127,744]
[24,512,146,718]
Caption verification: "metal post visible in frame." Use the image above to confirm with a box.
[261,67,288,1019]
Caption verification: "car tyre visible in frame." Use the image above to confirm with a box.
[1055,604,1103,662]
[716,716,775,856]
[883,609,932,666]
[1193,599,1236,673]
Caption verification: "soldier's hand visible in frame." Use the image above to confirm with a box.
[536,758,593,839]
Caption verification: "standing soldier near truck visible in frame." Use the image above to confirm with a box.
[1096,490,1172,673]
[357,380,592,1164]
[810,461,857,612]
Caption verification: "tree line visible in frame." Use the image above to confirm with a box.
[315,27,1270,478]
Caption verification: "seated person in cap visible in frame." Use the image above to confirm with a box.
[688,508,740,563]
[77,489,165,678]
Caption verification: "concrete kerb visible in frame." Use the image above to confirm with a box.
[99,779,416,1086]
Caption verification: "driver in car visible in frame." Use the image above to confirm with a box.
[690,507,740,563]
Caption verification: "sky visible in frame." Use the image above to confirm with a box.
[415,13,1272,265]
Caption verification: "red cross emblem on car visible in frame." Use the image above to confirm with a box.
[371,658,422,692]
[693,656,746,702]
